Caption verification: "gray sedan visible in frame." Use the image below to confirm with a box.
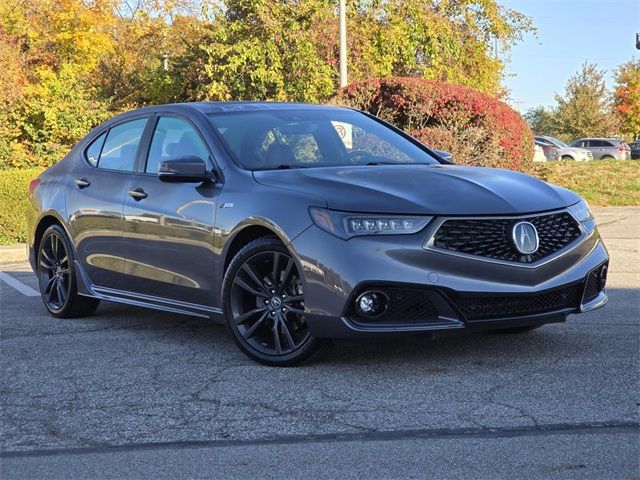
[26,102,609,365]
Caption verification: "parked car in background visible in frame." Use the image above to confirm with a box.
[533,144,547,162]
[627,140,640,160]
[569,138,631,160]
[534,139,559,161]
[534,136,592,161]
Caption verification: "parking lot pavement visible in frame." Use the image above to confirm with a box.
[1,207,639,479]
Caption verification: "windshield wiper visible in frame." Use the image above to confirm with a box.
[254,164,308,171]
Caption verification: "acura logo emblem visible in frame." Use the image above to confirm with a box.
[512,221,539,255]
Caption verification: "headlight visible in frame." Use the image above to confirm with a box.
[568,199,594,223]
[309,207,433,239]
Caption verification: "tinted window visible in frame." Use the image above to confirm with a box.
[86,132,106,167]
[208,109,438,170]
[146,117,210,173]
[602,140,615,147]
[98,118,147,171]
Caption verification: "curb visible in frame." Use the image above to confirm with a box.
[0,244,28,265]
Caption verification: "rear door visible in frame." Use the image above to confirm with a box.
[66,116,149,290]
[122,114,221,306]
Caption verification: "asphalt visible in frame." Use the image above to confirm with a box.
[1,207,638,479]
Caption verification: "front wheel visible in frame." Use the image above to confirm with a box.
[222,237,324,366]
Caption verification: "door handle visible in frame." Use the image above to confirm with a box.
[75,178,91,189]
[128,187,148,200]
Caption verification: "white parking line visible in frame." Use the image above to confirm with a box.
[0,271,40,297]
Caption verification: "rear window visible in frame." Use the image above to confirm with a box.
[85,133,106,167]
[96,118,147,171]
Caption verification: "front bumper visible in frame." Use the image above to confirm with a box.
[290,219,609,339]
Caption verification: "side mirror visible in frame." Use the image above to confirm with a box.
[433,149,454,163]
[158,156,214,183]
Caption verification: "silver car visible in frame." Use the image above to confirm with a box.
[570,138,631,160]
[534,136,592,161]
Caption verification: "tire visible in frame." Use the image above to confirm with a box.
[561,155,574,161]
[222,236,324,366]
[37,224,100,318]
[601,155,615,160]
[489,325,540,334]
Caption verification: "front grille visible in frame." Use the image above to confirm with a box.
[349,286,439,324]
[451,284,581,321]
[432,212,582,263]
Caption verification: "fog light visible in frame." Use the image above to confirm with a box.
[599,265,608,290]
[355,291,389,318]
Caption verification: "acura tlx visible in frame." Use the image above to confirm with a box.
[26,102,609,365]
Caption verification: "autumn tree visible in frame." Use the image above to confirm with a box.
[197,0,534,102]
[524,106,557,136]
[553,62,619,141]
[613,58,640,140]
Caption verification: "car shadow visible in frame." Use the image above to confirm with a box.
[4,271,638,367]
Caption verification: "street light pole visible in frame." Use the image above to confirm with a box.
[339,0,348,88]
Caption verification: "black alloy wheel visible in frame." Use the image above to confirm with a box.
[223,237,323,366]
[37,225,100,318]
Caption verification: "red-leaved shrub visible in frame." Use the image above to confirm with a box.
[331,77,534,171]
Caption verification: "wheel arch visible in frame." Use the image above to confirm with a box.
[33,213,69,260]
[223,223,286,274]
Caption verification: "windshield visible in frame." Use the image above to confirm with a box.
[207,109,439,170]
[546,137,568,148]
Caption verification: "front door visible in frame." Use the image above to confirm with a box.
[122,115,220,306]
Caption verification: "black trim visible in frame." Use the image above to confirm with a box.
[81,114,151,173]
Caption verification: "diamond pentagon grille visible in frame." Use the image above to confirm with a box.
[433,212,582,263]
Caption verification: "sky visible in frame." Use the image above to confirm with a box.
[502,0,639,113]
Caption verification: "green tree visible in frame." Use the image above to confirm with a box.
[613,58,640,140]
[553,62,619,141]
[196,0,533,102]
[524,106,557,136]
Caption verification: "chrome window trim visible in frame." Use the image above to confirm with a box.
[422,209,588,269]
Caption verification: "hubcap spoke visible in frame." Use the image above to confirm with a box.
[234,277,267,298]
[56,279,65,306]
[272,252,280,287]
[242,264,267,293]
[285,294,304,303]
[41,249,54,268]
[234,306,267,325]
[243,310,269,339]
[50,235,59,260]
[280,259,294,291]
[45,276,56,295]
[280,316,297,349]
[273,318,282,354]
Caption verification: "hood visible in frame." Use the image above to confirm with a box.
[253,164,580,215]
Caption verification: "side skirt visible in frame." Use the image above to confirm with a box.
[74,260,224,322]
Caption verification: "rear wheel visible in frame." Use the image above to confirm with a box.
[222,237,323,366]
[601,155,615,160]
[37,225,100,318]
